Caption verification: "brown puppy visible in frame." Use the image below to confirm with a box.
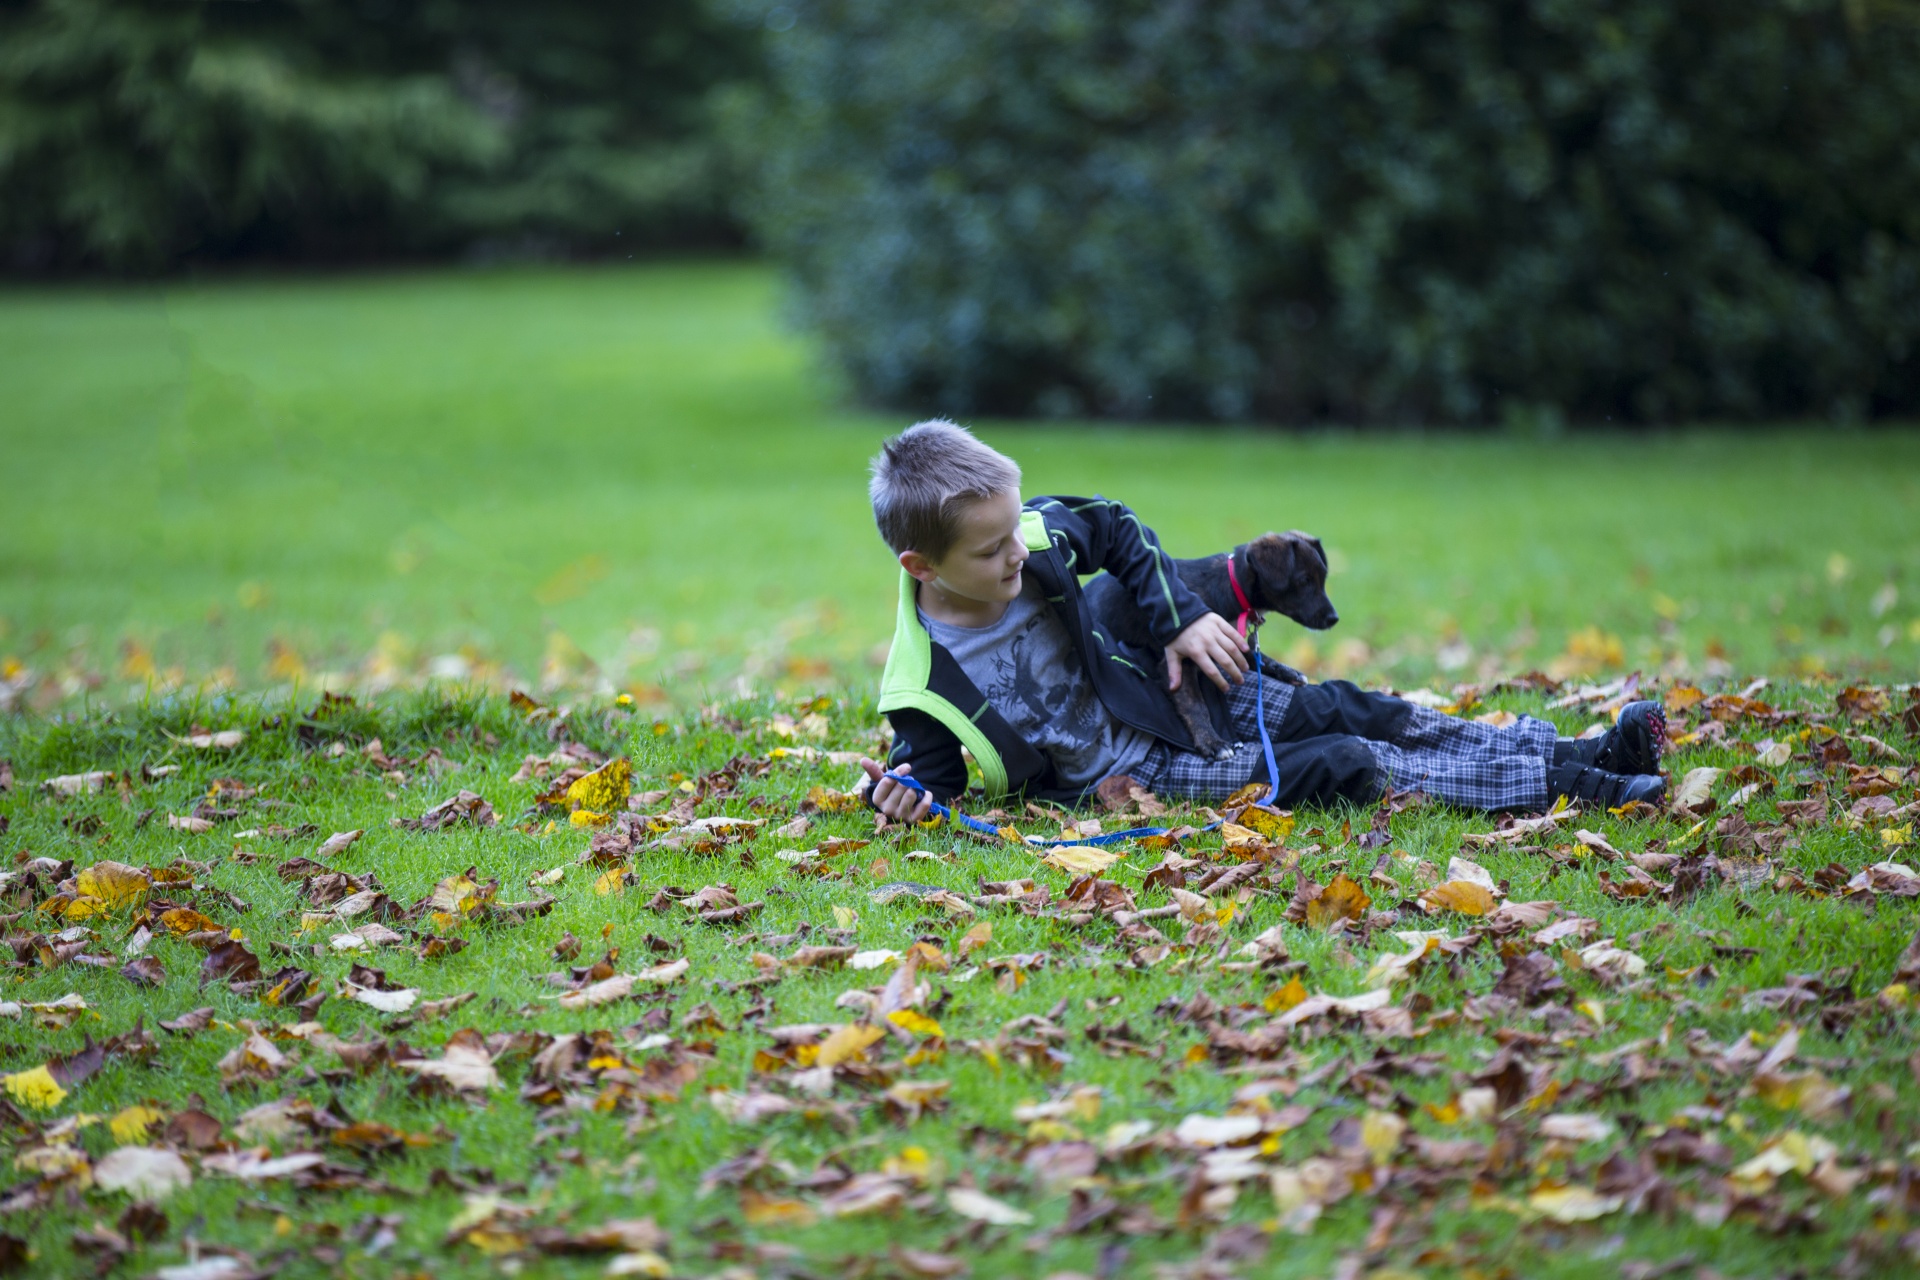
[1084,531,1338,758]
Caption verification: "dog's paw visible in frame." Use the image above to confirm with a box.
[1259,660,1305,690]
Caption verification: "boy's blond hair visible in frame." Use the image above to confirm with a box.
[869,420,1022,559]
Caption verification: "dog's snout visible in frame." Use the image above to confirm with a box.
[1314,608,1339,630]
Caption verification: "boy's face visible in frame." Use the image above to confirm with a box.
[901,490,1027,607]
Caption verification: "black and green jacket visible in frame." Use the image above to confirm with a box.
[878,495,1232,805]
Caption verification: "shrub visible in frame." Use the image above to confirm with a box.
[749,0,1920,424]
[0,0,761,271]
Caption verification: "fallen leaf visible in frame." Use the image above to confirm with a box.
[817,1022,886,1067]
[398,1037,500,1093]
[201,1150,328,1181]
[1040,845,1123,875]
[316,830,364,858]
[1173,1114,1263,1148]
[566,758,634,813]
[346,985,419,1013]
[946,1187,1032,1226]
[1539,1114,1615,1143]
[76,861,151,909]
[93,1146,192,1199]
[109,1105,167,1144]
[1527,1184,1622,1222]
[1419,880,1496,916]
[1303,873,1371,928]
[1671,767,1724,810]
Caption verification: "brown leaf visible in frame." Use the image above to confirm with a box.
[163,1109,225,1150]
[785,946,856,970]
[1837,685,1889,721]
[119,956,166,987]
[316,830,364,859]
[1485,900,1559,935]
[159,1007,214,1034]
[199,939,261,986]
[1290,873,1371,929]
[393,790,497,831]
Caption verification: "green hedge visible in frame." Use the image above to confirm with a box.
[749,0,1920,425]
[0,0,760,271]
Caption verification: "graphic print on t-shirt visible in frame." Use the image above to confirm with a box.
[920,582,1150,790]
[985,615,1110,767]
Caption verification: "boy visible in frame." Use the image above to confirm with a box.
[857,421,1666,822]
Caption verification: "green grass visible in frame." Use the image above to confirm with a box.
[0,684,1916,1278]
[1,262,1917,707]
[2,260,1919,1276]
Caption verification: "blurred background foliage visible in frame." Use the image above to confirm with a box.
[4,0,1920,426]
[0,0,760,270]
[752,0,1920,426]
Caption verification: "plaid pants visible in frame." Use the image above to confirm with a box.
[1131,675,1554,811]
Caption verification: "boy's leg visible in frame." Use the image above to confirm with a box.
[1271,679,1557,761]
[1387,701,1558,763]
[1361,738,1549,811]
[1132,733,1379,807]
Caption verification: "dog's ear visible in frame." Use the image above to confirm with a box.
[1243,534,1293,605]
[1283,531,1328,578]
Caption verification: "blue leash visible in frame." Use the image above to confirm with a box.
[882,627,1283,847]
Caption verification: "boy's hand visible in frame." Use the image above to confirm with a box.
[1166,613,1249,692]
[858,758,935,824]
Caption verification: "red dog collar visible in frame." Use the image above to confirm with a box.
[1226,548,1255,638]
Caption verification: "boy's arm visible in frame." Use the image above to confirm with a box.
[874,707,970,804]
[1031,495,1214,646]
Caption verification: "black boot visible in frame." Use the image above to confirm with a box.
[1553,701,1668,775]
[1547,762,1666,809]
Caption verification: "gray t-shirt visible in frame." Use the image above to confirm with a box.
[921,581,1152,791]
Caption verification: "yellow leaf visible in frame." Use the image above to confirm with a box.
[882,1144,938,1182]
[1419,880,1496,916]
[742,1190,818,1227]
[4,1065,68,1111]
[805,784,862,814]
[570,809,612,828]
[594,867,627,896]
[110,1105,167,1145]
[1238,805,1296,840]
[566,757,633,813]
[158,907,219,935]
[817,1023,886,1067]
[1040,845,1123,875]
[887,1009,945,1039]
[1361,1110,1406,1163]
[59,895,109,920]
[1264,977,1309,1013]
[832,905,858,930]
[76,861,151,909]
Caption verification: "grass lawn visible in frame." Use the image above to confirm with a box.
[0,680,1916,1279]
[1,262,1918,707]
[2,262,1919,1277]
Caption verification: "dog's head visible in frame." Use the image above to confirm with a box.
[1243,531,1339,631]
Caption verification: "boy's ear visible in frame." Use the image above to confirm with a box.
[899,549,940,583]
